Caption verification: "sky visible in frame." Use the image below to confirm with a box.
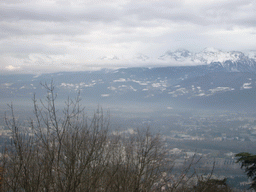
[1,0,256,74]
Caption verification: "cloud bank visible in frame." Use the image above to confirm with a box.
[1,0,256,74]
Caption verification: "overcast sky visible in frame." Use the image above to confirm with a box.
[1,0,256,74]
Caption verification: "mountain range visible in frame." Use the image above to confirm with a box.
[1,48,256,113]
[158,48,256,72]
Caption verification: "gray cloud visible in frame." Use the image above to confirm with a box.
[0,40,67,56]
[0,20,94,39]
[0,0,256,74]
[1,0,254,27]
[0,2,122,22]
[201,0,256,26]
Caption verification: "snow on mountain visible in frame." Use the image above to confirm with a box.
[134,54,150,62]
[2,63,256,111]
[194,48,244,64]
[160,48,247,64]
[99,55,120,61]
[158,48,256,71]
[158,49,192,62]
[95,48,256,72]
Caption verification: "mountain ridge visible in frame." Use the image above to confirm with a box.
[2,48,256,112]
[158,48,256,72]
[1,64,256,112]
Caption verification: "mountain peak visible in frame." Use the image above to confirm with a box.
[159,49,192,61]
[174,49,191,57]
[157,48,256,71]
[134,53,150,61]
[99,55,120,61]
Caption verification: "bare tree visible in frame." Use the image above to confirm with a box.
[101,128,169,192]
[1,83,170,192]
[1,82,232,192]
[2,83,111,191]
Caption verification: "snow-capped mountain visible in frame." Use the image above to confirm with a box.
[159,49,192,62]
[194,48,244,64]
[159,48,256,72]
[99,55,120,61]
[2,48,256,112]
[134,53,150,62]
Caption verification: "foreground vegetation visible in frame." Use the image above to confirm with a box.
[0,83,239,191]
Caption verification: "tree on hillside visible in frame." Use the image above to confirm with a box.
[236,152,256,190]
